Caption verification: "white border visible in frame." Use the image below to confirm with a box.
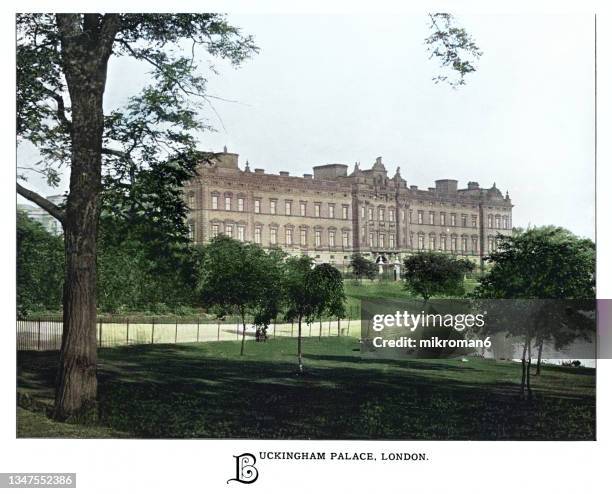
[1,2,610,493]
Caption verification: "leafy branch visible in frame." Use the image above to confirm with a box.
[425,13,483,88]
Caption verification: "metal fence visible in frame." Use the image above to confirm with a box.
[16,314,362,351]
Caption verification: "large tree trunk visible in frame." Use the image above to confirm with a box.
[52,14,119,421]
[53,85,105,421]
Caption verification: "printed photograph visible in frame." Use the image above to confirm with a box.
[16,13,595,439]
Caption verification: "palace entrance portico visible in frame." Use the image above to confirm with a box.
[373,251,402,281]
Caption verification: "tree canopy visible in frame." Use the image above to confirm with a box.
[476,226,595,390]
[197,235,283,355]
[402,252,474,301]
[17,211,64,318]
[476,227,595,299]
[283,256,346,371]
[17,14,257,195]
[349,253,378,282]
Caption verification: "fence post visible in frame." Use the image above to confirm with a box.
[217,321,220,341]
[291,320,294,338]
[338,317,340,337]
[309,322,312,337]
[151,318,155,344]
[126,317,130,345]
[328,319,331,336]
[99,319,102,348]
[175,319,178,344]
[236,317,239,340]
[319,319,322,340]
[197,318,200,342]
[37,319,41,351]
[273,319,276,339]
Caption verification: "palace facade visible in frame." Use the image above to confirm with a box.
[184,150,513,271]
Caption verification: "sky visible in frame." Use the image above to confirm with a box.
[17,13,595,238]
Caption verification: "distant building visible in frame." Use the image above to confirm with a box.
[17,194,64,235]
[184,150,513,270]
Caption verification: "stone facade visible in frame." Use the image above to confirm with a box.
[184,151,513,270]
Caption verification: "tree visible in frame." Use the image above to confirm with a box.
[197,236,283,356]
[17,14,257,421]
[97,156,201,312]
[349,253,377,283]
[477,227,595,389]
[402,252,474,301]
[97,218,199,313]
[283,257,346,372]
[17,211,64,317]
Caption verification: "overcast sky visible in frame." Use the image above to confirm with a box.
[17,13,595,238]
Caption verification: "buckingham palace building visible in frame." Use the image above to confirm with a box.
[183,149,513,271]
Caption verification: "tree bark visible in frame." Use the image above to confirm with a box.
[520,336,528,397]
[526,337,533,399]
[240,310,246,356]
[52,14,120,422]
[297,315,303,373]
[535,338,544,376]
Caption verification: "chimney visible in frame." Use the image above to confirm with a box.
[279,171,290,176]
[312,164,348,180]
[254,168,265,174]
[435,179,458,194]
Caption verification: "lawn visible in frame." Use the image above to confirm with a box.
[344,278,479,316]
[17,337,595,440]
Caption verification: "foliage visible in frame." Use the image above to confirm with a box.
[96,216,199,313]
[283,257,346,325]
[17,211,64,317]
[402,252,475,300]
[283,256,346,370]
[475,226,596,390]
[349,253,378,282]
[96,148,203,312]
[197,235,283,353]
[476,226,595,299]
[425,13,483,88]
[17,14,257,183]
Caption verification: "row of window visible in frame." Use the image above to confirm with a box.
[360,205,398,222]
[412,234,498,253]
[211,224,351,248]
[415,211,510,229]
[188,222,500,254]
[193,192,511,229]
[209,194,351,219]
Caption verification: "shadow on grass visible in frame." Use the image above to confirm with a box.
[304,353,482,372]
[17,341,595,440]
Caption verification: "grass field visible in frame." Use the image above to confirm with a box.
[344,278,479,316]
[17,336,595,440]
